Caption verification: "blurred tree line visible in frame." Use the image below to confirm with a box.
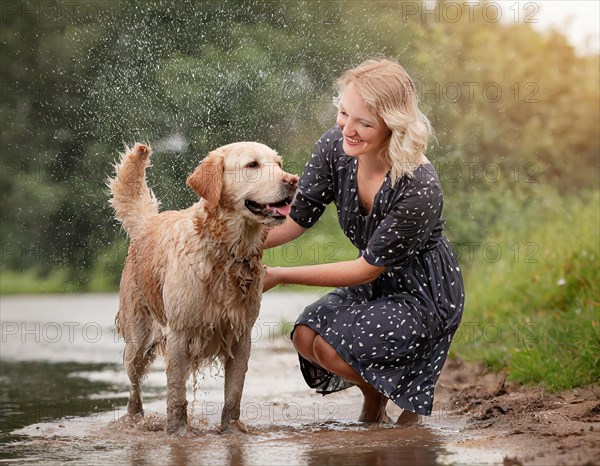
[1,0,598,290]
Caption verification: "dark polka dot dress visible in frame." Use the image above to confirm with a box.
[290,126,465,416]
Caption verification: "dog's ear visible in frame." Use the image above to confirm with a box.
[187,151,224,207]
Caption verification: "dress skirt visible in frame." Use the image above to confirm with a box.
[293,238,463,416]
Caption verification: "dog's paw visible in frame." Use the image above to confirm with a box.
[115,412,144,428]
[166,423,191,437]
[217,420,257,435]
[132,143,152,159]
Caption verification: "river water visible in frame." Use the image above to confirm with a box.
[0,293,505,465]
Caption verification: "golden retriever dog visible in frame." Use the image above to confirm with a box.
[108,142,297,434]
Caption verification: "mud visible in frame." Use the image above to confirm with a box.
[437,359,600,466]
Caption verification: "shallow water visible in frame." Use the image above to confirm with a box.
[0,294,507,465]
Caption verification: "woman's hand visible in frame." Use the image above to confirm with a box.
[262,266,282,292]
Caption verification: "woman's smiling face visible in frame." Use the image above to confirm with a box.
[336,82,391,159]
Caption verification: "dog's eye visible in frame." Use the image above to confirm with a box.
[246,161,259,169]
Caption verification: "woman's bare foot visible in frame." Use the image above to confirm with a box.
[396,409,420,425]
[358,387,389,422]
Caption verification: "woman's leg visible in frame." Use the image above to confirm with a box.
[312,335,388,422]
[293,325,388,422]
[292,324,321,366]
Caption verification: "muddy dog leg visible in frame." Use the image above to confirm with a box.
[165,329,190,434]
[221,332,252,432]
[123,331,157,418]
[118,286,156,419]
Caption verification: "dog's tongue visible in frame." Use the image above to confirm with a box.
[269,203,292,217]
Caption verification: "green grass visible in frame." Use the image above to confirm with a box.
[451,190,600,391]
[262,204,359,293]
[0,268,82,294]
[263,204,359,267]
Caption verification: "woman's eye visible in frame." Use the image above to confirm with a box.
[339,111,348,117]
[246,161,259,168]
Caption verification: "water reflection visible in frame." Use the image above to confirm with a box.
[66,422,448,466]
[307,446,438,466]
[0,360,126,444]
[305,432,441,466]
[225,443,245,466]
[301,424,442,466]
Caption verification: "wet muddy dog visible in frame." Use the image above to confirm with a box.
[109,142,297,434]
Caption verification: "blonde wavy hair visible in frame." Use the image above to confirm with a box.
[335,58,432,182]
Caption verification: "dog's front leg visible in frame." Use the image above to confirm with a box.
[165,330,190,435]
[221,332,251,432]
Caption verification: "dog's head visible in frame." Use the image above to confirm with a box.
[187,142,298,226]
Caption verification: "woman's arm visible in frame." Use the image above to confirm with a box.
[263,257,385,291]
[264,217,307,249]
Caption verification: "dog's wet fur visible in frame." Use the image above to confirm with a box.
[108,142,297,434]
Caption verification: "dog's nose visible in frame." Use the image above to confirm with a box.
[283,173,299,188]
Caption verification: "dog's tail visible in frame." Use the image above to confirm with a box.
[108,143,159,238]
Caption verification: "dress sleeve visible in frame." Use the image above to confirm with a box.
[362,171,443,268]
[289,130,337,228]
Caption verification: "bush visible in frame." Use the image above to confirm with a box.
[452,189,600,391]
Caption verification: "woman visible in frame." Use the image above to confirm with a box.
[263,58,464,423]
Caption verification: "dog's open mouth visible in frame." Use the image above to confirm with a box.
[245,198,293,219]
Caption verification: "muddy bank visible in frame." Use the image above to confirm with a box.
[436,359,600,466]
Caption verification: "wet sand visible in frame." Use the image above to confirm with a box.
[1,294,598,465]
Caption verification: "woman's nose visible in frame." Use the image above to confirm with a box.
[342,120,356,136]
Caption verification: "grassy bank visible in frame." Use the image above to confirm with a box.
[451,190,600,391]
[0,268,81,294]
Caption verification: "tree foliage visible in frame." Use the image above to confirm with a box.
[1,0,598,290]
